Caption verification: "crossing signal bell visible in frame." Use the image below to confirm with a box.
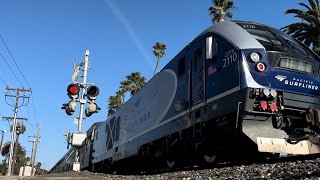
[62,100,77,115]
[85,103,100,117]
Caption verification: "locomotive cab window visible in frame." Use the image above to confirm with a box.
[193,49,202,72]
[237,22,320,76]
[277,58,314,74]
[206,36,218,60]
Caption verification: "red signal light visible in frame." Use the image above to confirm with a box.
[269,102,277,112]
[69,86,78,94]
[256,63,265,72]
[260,101,267,111]
[67,84,80,99]
[67,84,79,95]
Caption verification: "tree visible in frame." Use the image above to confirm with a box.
[11,122,26,174]
[152,42,167,76]
[119,80,130,101]
[108,95,122,116]
[1,141,28,175]
[34,162,42,175]
[125,72,146,95]
[107,72,146,116]
[208,0,235,23]
[282,0,320,55]
[1,142,10,157]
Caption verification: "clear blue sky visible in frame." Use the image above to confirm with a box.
[0,0,305,170]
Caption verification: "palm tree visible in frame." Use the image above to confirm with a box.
[119,80,130,101]
[208,0,235,23]
[108,72,146,116]
[152,42,166,76]
[107,108,115,117]
[282,0,320,55]
[108,95,122,116]
[125,72,146,95]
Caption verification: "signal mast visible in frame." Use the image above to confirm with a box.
[61,50,100,171]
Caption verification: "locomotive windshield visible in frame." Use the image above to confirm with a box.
[236,22,320,75]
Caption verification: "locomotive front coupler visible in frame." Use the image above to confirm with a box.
[308,134,320,145]
[286,132,320,146]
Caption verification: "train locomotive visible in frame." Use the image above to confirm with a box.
[50,20,320,173]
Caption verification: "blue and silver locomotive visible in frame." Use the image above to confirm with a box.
[50,20,320,172]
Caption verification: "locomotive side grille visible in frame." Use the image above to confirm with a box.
[282,92,320,110]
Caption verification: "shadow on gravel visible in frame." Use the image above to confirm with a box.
[8,156,320,180]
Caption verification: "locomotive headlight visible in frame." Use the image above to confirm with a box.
[250,52,260,62]
[262,88,270,97]
[270,89,277,97]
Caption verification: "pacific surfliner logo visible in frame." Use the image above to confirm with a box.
[275,75,318,90]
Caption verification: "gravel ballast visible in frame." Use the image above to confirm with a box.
[1,157,320,180]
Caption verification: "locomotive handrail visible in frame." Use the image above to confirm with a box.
[246,110,275,115]
[236,102,242,129]
[281,107,306,112]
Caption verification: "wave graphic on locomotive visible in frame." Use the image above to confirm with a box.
[50,20,320,173]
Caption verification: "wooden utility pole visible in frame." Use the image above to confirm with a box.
[4,87,31,176]
[0,130,6,154]
[11,122,26,175]
[3,118,28,175]
[30,125,40,175]
[28,135,36,167]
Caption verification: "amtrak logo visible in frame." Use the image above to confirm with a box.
[275,75,318,91]
[275,75,287,82]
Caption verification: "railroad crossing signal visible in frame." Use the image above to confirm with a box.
[86,85,99,101]
[61,84,80,115]
[61,50,101,172]
[62,84,100,116]
[67,84,80,99]
[85,85,100,117]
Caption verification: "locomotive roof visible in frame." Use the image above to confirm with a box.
[198,20,264,50]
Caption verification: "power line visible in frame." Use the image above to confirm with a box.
[6,87,15,105]
[0,52,24,87]
[0,35,38,133]
[0,76,15,104]
[30,93,38,124]
[26,105,36,135]
[0,34,31,88]
[0,75,8,86]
